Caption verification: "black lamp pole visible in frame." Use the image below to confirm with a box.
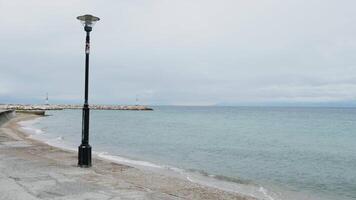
[77,14,100,168]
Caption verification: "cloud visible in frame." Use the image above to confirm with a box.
[1,0,356,105]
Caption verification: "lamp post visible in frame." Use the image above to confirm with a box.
[77,14,100,168]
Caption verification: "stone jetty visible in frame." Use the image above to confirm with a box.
[0,104,153,111]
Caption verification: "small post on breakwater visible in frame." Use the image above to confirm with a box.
[76,14,100,168]
[45,92,49,105]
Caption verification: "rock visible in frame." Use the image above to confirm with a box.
[0,104,153,111]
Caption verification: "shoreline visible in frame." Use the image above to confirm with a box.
[0,113,255,200]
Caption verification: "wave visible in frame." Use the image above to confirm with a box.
[96,152,279,200]
[259,187,277,200]
[53,136,64,141]
[97,152,163,169]
[187,168,252,185]
[18,118,44,135]
[18,118,77,151]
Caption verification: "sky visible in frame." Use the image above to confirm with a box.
[0,0,356,106]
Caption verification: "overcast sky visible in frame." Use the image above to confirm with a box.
[1,0,356,106]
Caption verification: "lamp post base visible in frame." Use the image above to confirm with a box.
[78,144,92,167]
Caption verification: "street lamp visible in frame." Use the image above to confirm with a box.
[77,14,100,168]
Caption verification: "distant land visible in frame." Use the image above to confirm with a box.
[215,101,356,108]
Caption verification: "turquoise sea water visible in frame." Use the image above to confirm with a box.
[23,106,356,200]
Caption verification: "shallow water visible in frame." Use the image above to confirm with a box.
[22,106,356,200]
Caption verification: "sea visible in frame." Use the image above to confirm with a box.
[19,106,356,200]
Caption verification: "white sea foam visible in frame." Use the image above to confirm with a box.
[18,118,76,152]
[53,136,63,141]
[168,166,185,174]
[18,118,44,135]
[96,151,280,200]
[181,170,280,200]
[41,136,76,152]
[259,186,277,200]
[97,152,163,169]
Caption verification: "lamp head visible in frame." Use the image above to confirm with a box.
[77,14,100,30]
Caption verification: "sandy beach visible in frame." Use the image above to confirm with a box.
[0,113,255,200]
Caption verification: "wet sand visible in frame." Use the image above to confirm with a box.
[0,113,256,200]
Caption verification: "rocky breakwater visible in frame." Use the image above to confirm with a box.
[0,104,63,111]
[91,105,153,110]
[0,104,153,111]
